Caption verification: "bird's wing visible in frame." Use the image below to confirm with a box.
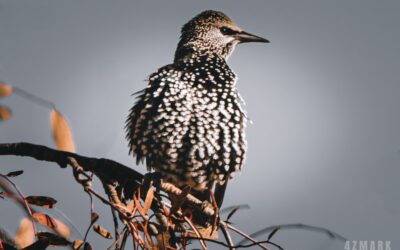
[125,65,184,166]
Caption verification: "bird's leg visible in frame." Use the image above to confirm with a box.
[208,189,220,234]
[169,185,191,215]
[214,180,228,209]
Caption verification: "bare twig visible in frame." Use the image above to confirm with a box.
[224,222,269,250]
[103,183,122,249]
[0,142,347,250]
[12,86,54,109]
[83,192,94,243]
[220,222,235,250]
[237,223,347,245]
[184,216,207,250]
[182,236,282,249]
[0,175,37,237]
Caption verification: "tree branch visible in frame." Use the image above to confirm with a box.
[0,142,215,219]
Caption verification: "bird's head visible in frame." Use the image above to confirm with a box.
[175,10,269,61]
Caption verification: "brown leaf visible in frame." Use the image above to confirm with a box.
[6,170,24,177]
[36,232,70,246]
[0,83,12,97]
[72,240,84,250]
[92,224,112,239]
[21,240,48,250]
[32,213,70,239]
[143,186,154,214]
[133,194,146,218]
[15,218,35,249]
[32,213,56,230]
[25,196,57,208]
[50,109,76,152]
[72,240,92,250]
[91,212,99,223]
[188,226,218,240]
[0,106,12,121]
[83,242,92,250]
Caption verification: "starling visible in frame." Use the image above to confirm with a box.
[126,10,269,207]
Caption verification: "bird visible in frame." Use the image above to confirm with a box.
[126,10,269,208]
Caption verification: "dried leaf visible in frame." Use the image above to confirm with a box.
[32,213,56,230]
[93,224,112,239]
[143,186,154,214]
[134,195,146,218]
[15,218,35,249]
[32,213,70,239]
[50,109,76,152]
[91,212,99,223]
[188,226,218,240]
[36,232,70,246]
[83,242,92,250]
[72,240,84,250]
[0,83,12,97]
[21,240,48,250]
[267,226,280,241]
[6,170,24,177]
[0,106,12,121]
[25,196,57,208]
[126,199,135,214]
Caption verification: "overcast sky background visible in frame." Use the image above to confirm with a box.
[1,1,399,249]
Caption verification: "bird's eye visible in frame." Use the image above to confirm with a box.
[220,26,237,36]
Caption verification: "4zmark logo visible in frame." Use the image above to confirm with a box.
[344,241,391,250]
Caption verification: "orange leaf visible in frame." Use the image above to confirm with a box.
[50,109,76,152]
[25,196,57,208]
[32,213,56,229]
[0,106,12,121]
[143,186,154,214]
[134,195,146,218]
[72,240,84,250]
[92,224,112,239]
[32,213,70,239]
[0,83,12,97]
[15,217,35,249]
[72,240,92,250]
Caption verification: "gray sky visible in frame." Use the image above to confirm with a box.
[1,1,399,249]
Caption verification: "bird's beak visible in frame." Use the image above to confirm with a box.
[235,30,270,44]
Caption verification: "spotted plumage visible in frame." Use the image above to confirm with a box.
[126,10,268,204]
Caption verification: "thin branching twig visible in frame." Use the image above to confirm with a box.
[237,223,347,245]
